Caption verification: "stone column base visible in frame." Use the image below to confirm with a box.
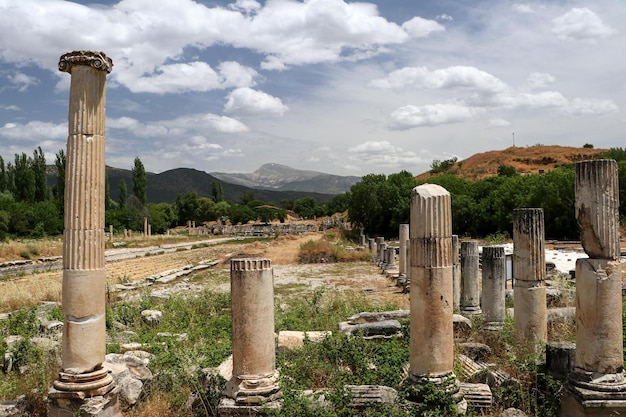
[47,387,121,417]
[561,383,626,416]
[218,397,281,417]
[460,307,482,317]
[223,370,282,405]
[406,372,467,415]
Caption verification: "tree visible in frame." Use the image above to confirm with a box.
[53,150,66,212]
[118,179,127,208]
[239,190,256,205]
[292,197,317,219]
[175,192,201,225]
[12,153,35,202]
[105,174,112,210]
[497,164,517,177]
[148,203,176,234]
[348,174,385,236]
[229,204,257,225]
[132,157,147,205]
[211,180,224,203]
[32,146,49,202]
[0,156,6,192]
[326,193,350,215]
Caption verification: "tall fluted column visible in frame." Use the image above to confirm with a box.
[452,235,460,312]
[513,208,547,348]
[49,50,120,417]
[460,240,481,316]
[408,184,465,413]
[561,160,626,416]
[221,258,281,414]
[482,246,506,329]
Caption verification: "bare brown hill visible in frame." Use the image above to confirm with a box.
[416,145,606,182]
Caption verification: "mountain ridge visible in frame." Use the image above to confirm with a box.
[211,163,360,194]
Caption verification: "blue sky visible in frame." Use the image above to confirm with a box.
[0,0,624,177]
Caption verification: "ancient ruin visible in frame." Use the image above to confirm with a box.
[481,246,506,329]
[452,235,460,312]
[513,208,547,348]
[460,240,481,316]
[48,51,120,416]
[561,160,626,416]
[408,184,466,412]
[398,223,409,279]
[220,258,281,415]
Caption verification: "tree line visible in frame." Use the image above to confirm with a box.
[0,148,350,240]
[348,148,626,240]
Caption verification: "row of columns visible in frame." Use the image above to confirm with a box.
[47,48,624,416]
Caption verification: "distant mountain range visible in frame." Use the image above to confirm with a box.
[47,163,358,205]
[211,163,361,194]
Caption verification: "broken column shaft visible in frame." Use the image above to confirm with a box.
[223,258,281,409]
[513,208,547,348]
[561,159,626,417]
[408,184,465,413]
[482,245,506,329]
[460,240,481,316]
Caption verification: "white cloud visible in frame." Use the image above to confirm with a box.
[370,66,507,95]
[401,16,445,38]
[489,118,511,127]
[566,98,619,115]
[121,62,220,94]
[389,103,476,130]
[218,61,259,89]
[348,140,422,166]
[7,72,39,92]
[0,105,20,111]
[525,72,555,90]
[108,113,249,138]
[0,120,65,141]
[552,8,616,41]
[436,14,453,22]
[224,88,288,116]
[512,4,535,14]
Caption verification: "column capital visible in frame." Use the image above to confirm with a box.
[59,50,113,74]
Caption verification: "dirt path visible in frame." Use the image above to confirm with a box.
[0,232,409,312]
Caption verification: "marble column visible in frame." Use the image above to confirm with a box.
[399,224,409,278]
[561,160,626,416]
[452,235,460,312]
[482,246,506,329]
[460,240,481,316]
[513,208,547,348]
[48,50,120,417]
[385,247,397,271]
[221,258,281,414]
[368,238,376,254]
[379,242,388,268]
[408,184,465,413]
[375,237,384,263]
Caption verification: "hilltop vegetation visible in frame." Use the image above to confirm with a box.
[348,146,626,240]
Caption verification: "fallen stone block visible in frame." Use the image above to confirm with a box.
[277,331,332,351]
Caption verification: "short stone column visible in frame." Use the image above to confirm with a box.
[221,258,281,415]
[452,235,460,312]
[368,238,376,254]
[378,242,388,268]
[408,184,465,413]
[482,246,506,329]
[375,237,384,261]
[385,247,397,272]
[399,224,409,278]
[561,160,626,416]
[48,51,120,417]
[460,240,481,316]
[513,208,547,348]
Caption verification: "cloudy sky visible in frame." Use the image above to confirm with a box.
[0,0,623,177]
